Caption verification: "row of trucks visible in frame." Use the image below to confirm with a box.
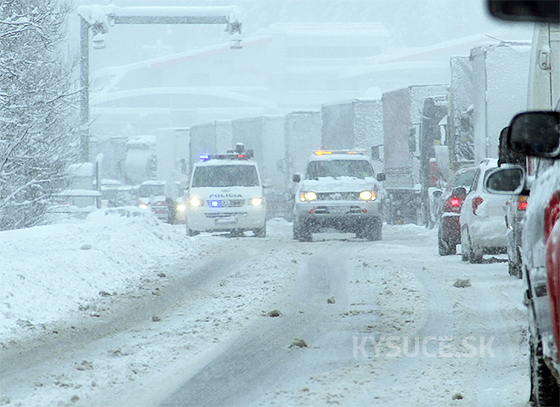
[143,40,529,227]
[114,33,534,231]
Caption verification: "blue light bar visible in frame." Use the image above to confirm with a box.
[211,201,219,207]
[199,153,211,161]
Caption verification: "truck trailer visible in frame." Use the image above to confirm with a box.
[382,85,448,225]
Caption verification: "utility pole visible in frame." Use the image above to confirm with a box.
[78,5,243,162]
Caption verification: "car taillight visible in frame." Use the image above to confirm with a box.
[443,196,462,213]
[472,196,484,215]
[517,195,528,211]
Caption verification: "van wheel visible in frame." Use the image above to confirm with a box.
[465,230,483,263]
[530,336,560,406]
[187,228,199,236]
[254,223,267,237]
[294,219,311,242]
[372,219,382,241]
[438,237,455,256]
[461,226,469,261]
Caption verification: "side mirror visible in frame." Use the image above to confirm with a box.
[487,0,560,23]
[292,173,301,183]
[508,111,560,158]
[485,166,526,195]
[451,186,467,198]
[376,173,386,182]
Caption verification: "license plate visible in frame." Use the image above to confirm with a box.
[215,217,237,225]
[327,206,347,214]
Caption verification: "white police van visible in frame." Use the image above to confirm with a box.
[186,147,266,237]
[293,149,384,241]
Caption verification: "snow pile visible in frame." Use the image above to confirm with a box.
[0,211,192,341]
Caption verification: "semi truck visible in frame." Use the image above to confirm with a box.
[189,120,233,172]
[282,111,323,217]
[321,99,384,175]
[382,85,449,225]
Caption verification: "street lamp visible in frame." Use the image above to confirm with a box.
[78,5,243,162]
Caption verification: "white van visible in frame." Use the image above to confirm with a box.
[186,152,266,237]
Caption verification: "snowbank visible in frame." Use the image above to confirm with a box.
[0,211,192,341]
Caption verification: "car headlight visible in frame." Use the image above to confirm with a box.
[189,198,202,207]
[299,191,317,202]
[176,203,187,212]
[251,197,263,206]
[138,203,148,209]
[359,191,377,201]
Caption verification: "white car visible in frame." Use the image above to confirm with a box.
[186,153,266,237]
[293,150,384,241]
[136,180,168,221]
[460,158,509,263]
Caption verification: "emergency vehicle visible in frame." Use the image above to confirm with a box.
[292,149,385,241]
[186,146,266,237]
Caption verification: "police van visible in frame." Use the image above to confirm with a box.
[186,147,266,237]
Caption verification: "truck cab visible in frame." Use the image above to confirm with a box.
[186,149,266,237]
[292,150,384,242]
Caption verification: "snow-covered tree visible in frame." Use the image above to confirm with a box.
[0,0,79,230]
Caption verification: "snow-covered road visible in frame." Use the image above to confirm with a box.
[0,214,530,406]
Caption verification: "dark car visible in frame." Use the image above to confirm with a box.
[437,166,476,256]
[499,125,528,278]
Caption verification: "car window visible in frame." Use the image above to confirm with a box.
[192,165,260,187]
[470,169,481,192]
[138,184,165,197]
[306,159,373,179]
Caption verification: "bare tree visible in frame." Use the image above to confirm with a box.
[0,0,79,230]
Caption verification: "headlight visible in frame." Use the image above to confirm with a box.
[359,191,377,201]
[251,197,263,206]
[189,198,202,207]
[299,191,317,202]
[176,203,187,212]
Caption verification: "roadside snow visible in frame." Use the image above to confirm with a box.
[0,210,192,341]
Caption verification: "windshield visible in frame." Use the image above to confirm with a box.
[192,165,260,187]
[138,184,165,197]
[448,170,476,192]
[306,159,374,179]
[1,1,539,406]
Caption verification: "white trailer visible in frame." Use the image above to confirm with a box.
[382,85,449,225]
[321,99,383,174]
[470,41,531,164]
[231,115,285,193]
[283,111,322,191]
[155,127,189,183]
[189,120,233,171]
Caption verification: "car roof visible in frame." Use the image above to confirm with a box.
[194,159,257,167]
[140,180,165,185]
[475,158,499,171]
[308,153,370,162]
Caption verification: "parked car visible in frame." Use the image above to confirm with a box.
[485,110,560,406]
[137,180,168,221]
[437,166,477,256]
[498,125,529,278]
[460,158,509,263]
